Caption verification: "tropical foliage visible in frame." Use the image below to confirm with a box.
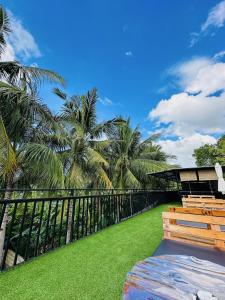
[193,136,225,167]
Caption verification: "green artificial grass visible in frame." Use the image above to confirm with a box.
[0,203,176,300]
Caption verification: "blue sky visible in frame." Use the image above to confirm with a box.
[2,0,225,166]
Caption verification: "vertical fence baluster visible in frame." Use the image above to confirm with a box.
[118,195,121,222]
[0,203,7,228]
[76,198,81,240]
[90,196,93,234]
[100,197,104,229]
[51,200,59,249]
[65,199,70,244]
[13,202,28,266]
[129,192,133,217]
[107,195,112,226]
[81,198,85,237]
[93,197,96,233]
[43,200,52,252]
[96,196,99,232]
[1,202,18,270]
[85,198,89,236]
[25,201,37,260]
[70,199,76,241]
[58,200,65,246]
[35,200,45,257]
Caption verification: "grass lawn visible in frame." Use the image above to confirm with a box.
[0,203,175,300]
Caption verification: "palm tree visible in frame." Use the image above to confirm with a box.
[0,82,64,190]
[54,87,123,189]
[52,87,124,242]
[0,5,65,192]
[0,83,64,263]
[106,119,172,189]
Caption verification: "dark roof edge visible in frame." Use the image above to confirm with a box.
[147,165,225,176]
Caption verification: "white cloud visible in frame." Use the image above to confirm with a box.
[168,57,212,89]
[201,0,225,32]
[158,134,217,167]
[99,97,113,106]
[1,10,41,62]
[190,0,225,46]
[149,54,225,166]
[213,50,225,60]
[125,51,133,57]
[150,92,225,137]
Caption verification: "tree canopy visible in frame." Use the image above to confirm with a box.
[193,136,225,167]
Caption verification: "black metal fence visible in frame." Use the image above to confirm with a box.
[0,190,179,270]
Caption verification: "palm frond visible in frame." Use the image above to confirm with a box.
[0,6,11,55]
[124,169,141,188]
[66,161,86,188]
[87,148,109,167]
[53,87,67,100]
[19,143,64,188]
[0,61,65,87]
[0,117,17,181]
[93,166,113,188]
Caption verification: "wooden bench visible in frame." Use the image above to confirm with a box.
[162,207,225,250]
[182,196,225,210]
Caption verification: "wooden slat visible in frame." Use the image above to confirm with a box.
[182,202,225,209]
[163,218,171,239]
[211,224,225,248]
[166,235,216,249]
[187,195,215,199]
[183,198,225,204]
[172,232,214,245]
[163,211,225,226]
[169,207,225,217]
[163,223,225,242]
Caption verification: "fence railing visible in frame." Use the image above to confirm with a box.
[0,190,179,270]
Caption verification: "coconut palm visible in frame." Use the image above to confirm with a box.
[0,82,64,190]
[0,84,64,264]
[106,119,172,189]
[0,5,65,190]
[54,87,123,188]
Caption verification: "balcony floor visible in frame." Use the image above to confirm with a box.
[0,203,175,300]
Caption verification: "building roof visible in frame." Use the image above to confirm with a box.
[147,166,225,182]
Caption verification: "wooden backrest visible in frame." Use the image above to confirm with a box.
[187,195,215,199]
[182,196,225,210]
[162,207,225,250]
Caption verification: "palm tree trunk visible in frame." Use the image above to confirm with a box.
[0,176,13,266]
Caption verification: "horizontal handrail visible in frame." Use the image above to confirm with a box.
[0,191,150,204]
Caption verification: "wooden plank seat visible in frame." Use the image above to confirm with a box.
[162,207,225,250]
[186,194,215,199]
[182,196,225,210]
